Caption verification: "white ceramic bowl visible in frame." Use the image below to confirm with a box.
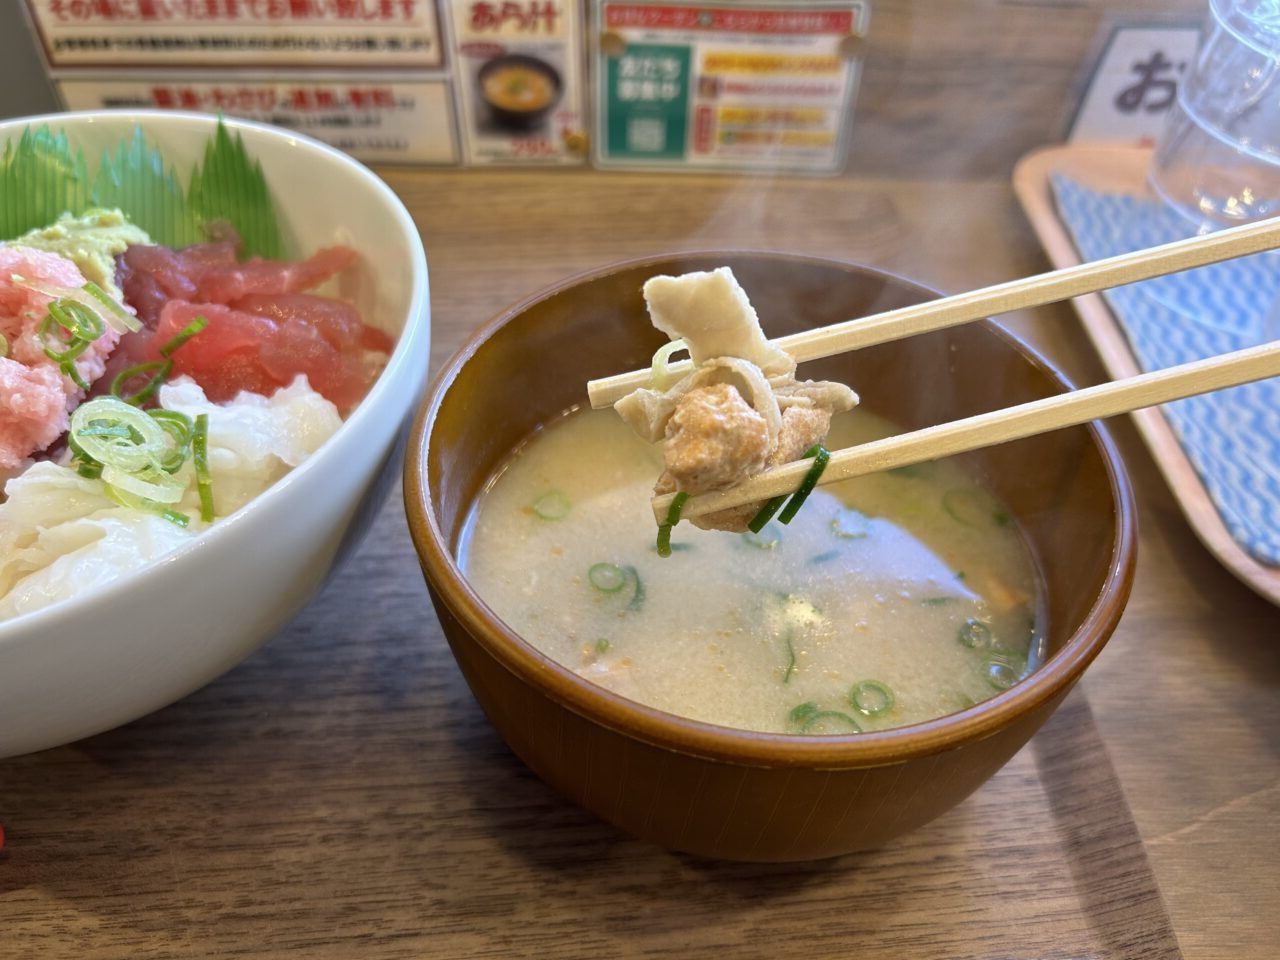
[0,111,431,758]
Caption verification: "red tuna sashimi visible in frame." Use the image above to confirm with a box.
[196,247,358,303]
[233,293,393,354]
[147,302,282,401]
[152,296,385,412]
[118,238,239,329]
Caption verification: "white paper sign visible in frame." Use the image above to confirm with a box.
[1069,24,1203,146]
[57,76,460,165]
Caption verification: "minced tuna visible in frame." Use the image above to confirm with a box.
[0,246,121,472]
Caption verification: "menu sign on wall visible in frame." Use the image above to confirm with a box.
[55,76,459,165]
[23,0,444,69]
[445,0,587,165]
[591,0,869,174]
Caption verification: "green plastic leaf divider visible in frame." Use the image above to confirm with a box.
[0,126,92,241]
[1,119,282,258]
[92,126,202,250]
[187,122,282,260]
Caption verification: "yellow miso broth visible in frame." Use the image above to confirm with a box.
[458,407,1045,735]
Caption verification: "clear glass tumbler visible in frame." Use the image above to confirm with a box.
[1148,0,1280,227]
[1148,0,1280,341]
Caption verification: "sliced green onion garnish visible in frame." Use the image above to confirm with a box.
[655,491,688,558]
[81,280,139,331]
[39,299,106,390]
[624,565,645,612]
[15,275,141,334]
[778,444,829,524]
[101,462,185,503]
[69,396,206,528]
[849,680,895,717]
[103,484,191,526]
[531,490,571,520]
[587,563,644,611]
[595,638,610,654]
[71,398,172,470]
[782,634,797,683]
[146,409,195,473]
[193,413,214,523]
[159,314,209,357]
[111,359,173,406]
[649,337,688,389]
[747,494,787,534]
[788,701,821,726]
[588,562,627,593]
[799,710,862,735]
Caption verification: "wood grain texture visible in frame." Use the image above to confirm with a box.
[1,161,1276,959]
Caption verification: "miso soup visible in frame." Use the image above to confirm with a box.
[459,407,1044,734]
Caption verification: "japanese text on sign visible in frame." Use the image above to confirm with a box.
[25,0,443,66]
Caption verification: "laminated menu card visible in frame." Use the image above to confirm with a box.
[591,0,869,174]
[22,0,444,68]
[445,0,588,165]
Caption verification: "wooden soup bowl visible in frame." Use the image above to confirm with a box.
[405,252,1137,862]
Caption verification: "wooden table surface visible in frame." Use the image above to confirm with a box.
[1,167,1277,960]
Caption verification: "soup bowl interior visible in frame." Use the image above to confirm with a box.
[0,110,431,758]
[406,251,1134,861]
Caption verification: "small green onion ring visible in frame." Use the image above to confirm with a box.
[778,444,830,524]
[588,562,627,593]
[788,701,821,725]
[147,409,194,473]
[849,680,895,717]
[649,338,688,389]
[531,490,571,520]
[799,710,862,735]
[624,566,645,612]
[111,359,174,406]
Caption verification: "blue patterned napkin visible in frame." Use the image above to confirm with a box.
[1050,175,1280,567]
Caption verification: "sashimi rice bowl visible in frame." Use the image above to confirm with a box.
[0,111,430,758]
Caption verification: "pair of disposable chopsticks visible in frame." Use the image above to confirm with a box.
[582,216,1280,525]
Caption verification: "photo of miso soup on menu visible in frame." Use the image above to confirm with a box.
[446,0,588,165]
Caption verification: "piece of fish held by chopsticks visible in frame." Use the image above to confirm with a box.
[612,267,856,534]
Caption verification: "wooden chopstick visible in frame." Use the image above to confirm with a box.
[651,338,1280,524]
[589,215,1280,410]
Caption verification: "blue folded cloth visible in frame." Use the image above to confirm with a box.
[1050,174,1280,567]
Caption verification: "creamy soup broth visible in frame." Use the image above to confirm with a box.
[459,407,1044,734]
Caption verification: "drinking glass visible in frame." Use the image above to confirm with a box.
[1147,0,1280,340]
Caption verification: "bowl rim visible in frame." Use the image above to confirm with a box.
[405,250,1137,769]
[0,109,431,640]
